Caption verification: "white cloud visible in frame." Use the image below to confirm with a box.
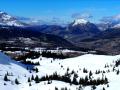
[71,13,93,19]
[113,14,120,21]
[100,14,120,24]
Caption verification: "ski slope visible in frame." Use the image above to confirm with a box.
[0,52,120,90]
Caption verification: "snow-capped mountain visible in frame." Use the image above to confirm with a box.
[0,11,25,26]
[69,19,100,34]
[98,14,120,30]
[97,22,120,30]
[72,18,89,26]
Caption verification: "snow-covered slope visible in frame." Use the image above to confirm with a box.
[0,51,120,90]
[0,52,29,90]
[0,52,28,74]
[27,54,120,90]
[0,11,25,26]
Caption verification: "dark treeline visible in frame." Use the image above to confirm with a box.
[16,51,40,61]
[29,71,108,86]
[16,50,68,61]
[16,51,40,65]
[14,50,69,65]
[22,60,40,65]
[41,51,69,59]
[0,46,25,52]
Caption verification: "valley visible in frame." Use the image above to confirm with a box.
[0,1,120,89]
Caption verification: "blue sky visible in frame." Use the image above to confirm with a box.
[0,0,120,22]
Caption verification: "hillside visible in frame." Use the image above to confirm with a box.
[0,51,120,90]
[0,26,75,49]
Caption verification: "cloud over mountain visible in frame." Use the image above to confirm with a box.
[100,14,120,24]
[71,13,93,19]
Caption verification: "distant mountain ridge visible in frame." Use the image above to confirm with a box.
[0,25,75,49]
[25,18,120,55]
[1,10,120,30]
[1,11,120,54]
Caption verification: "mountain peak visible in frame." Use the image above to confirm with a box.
[0,11,25,26]
[72,18,88,26]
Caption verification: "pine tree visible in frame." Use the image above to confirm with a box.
[4,74,8,81]
[105,76,108,84]
[35,75,39,83]
[47,80,51,84]
[103,87,105,90]
[72,76,78,85]
[92,85,96,90]
[35,68,39,73]
[29,83,32,86]
[31,75,34,80]
[55,87,58,90]
[28,77,31,82]
[67,67,69,72]
[15,78,20,85]
[83,68,88,73]
[85,76,88,82]
[116,70,119,75]
[89,71,93,79]
[89,71,93,76]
